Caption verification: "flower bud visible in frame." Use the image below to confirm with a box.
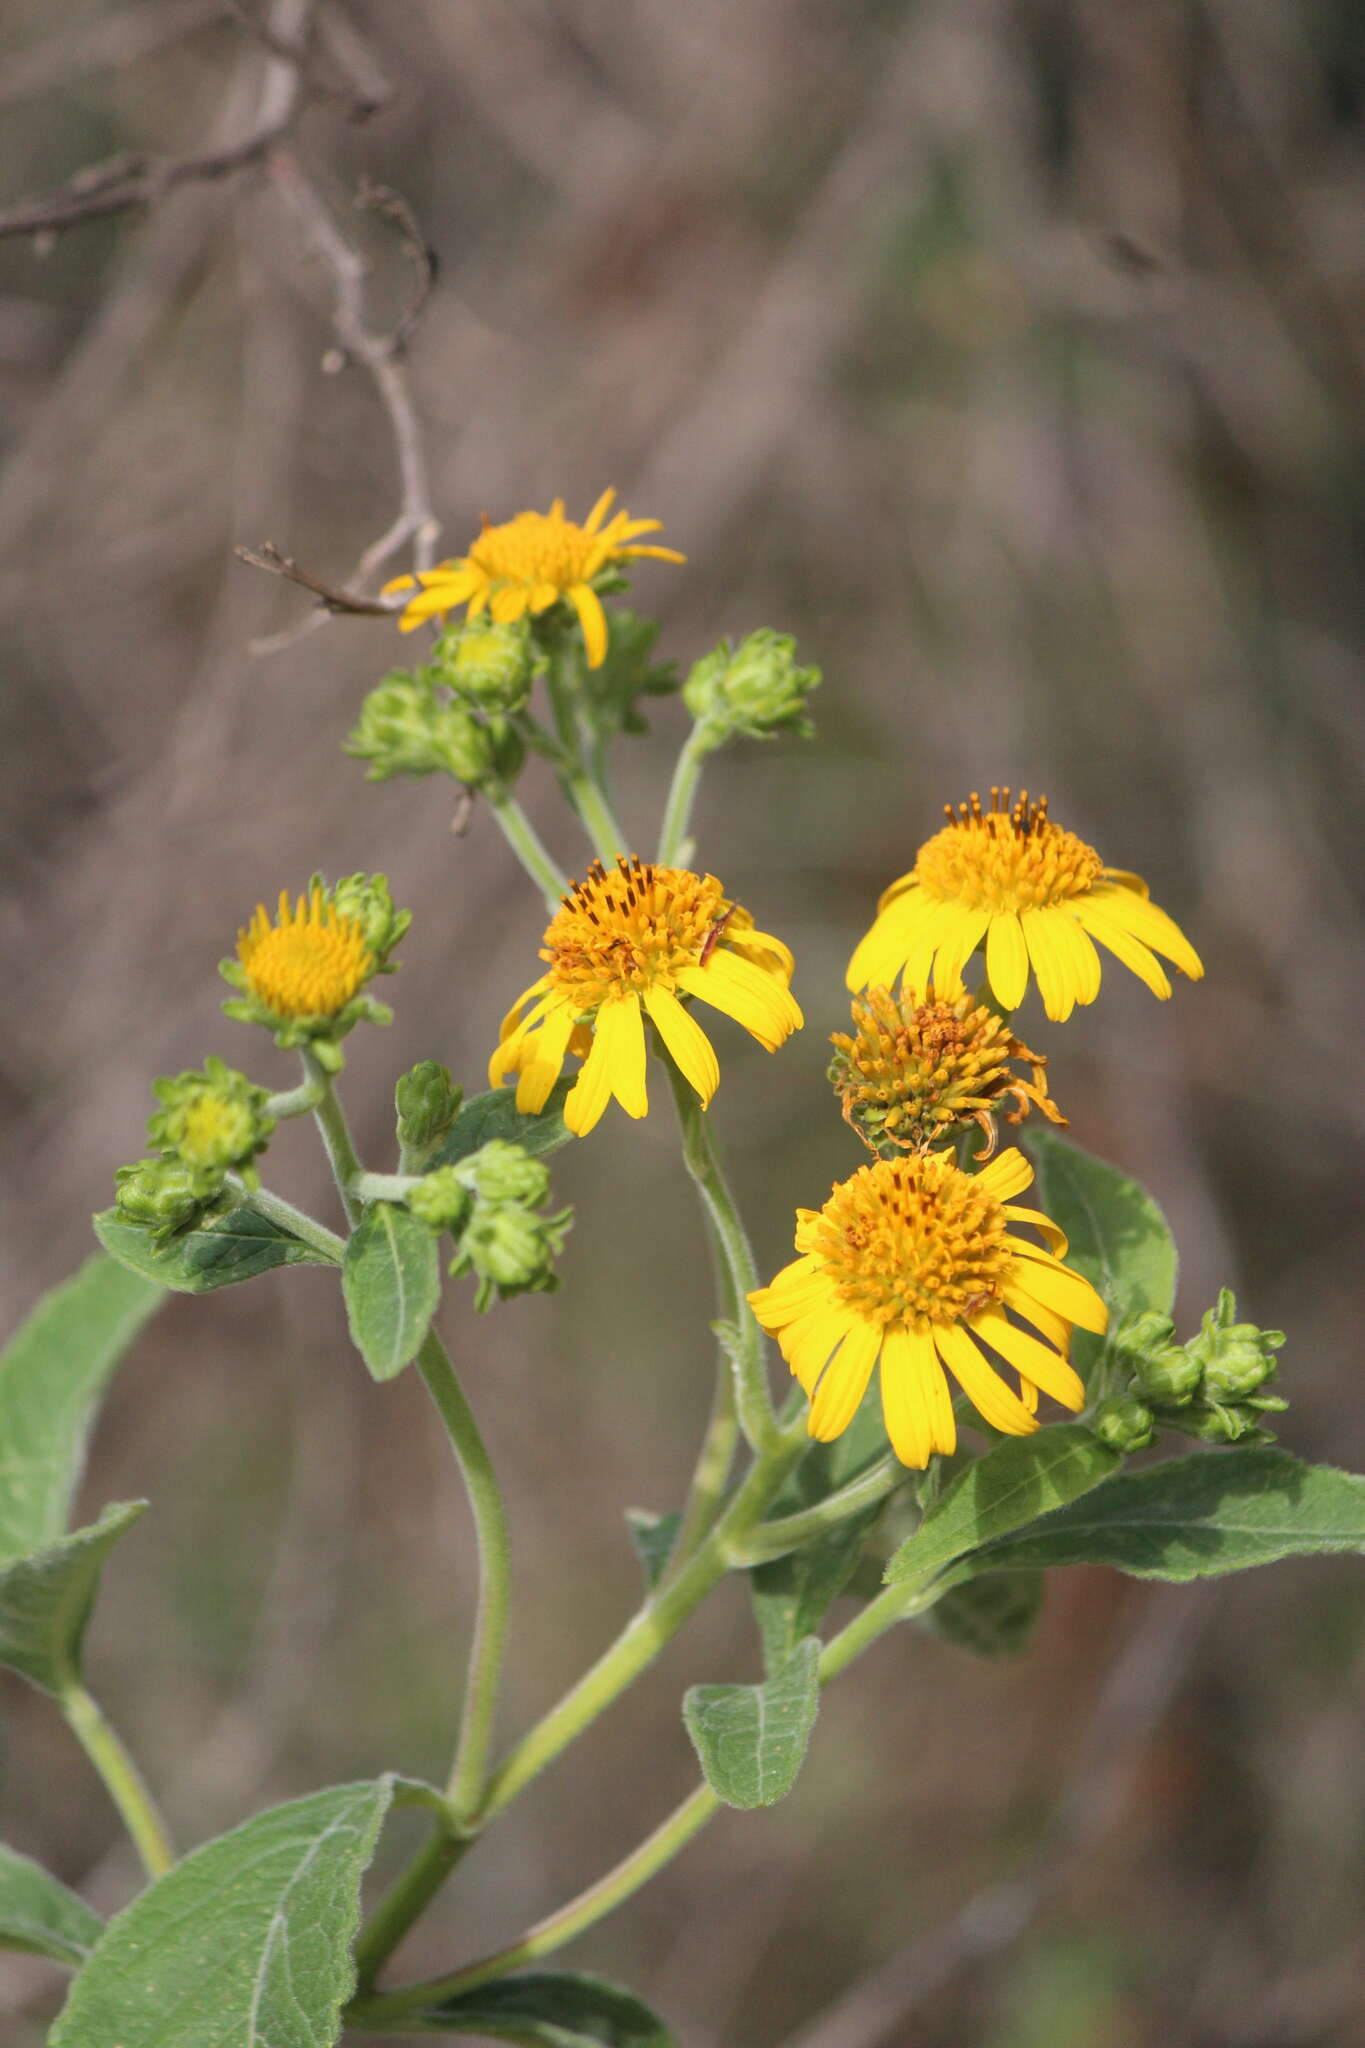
[1112,1310,1176,1370]
[406,1166,474,1236]
[1185,1288,1285,1403]
[326,873,412,967]
[682,629,821,749]
[395,1062,463,1162]
[1168,1400,1270,1446]
[431,621,535,714]
[455,1201,570,1310]
[463,1139,551,1209]
[1090,1396,1155,1453]
[147,1056,274,1186]
[345,673,503,789]
[1130,1343,1203,1409]
[114,1157,217,1243]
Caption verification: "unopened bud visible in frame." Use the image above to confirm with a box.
[431,622,535,714]
[1090,1396,1155,1453]
[327,874,411,966]
[114,1157,216,1243]
[406,1166,474,1236]
[1131,1343,1203,1409]
[463,1139,550,1208]
[1185,1288,1285,1402]
[682,629,820,748]
[147,1056,274,1186]
[396,1062,463,1161]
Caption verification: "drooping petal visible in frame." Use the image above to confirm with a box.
[971,1306,1085,1411]
[594,992,649,1119]
[1003,1204,1069,1255]
[875,868,919,915]
[1008,1293,1072,1357]
[1006,1254,1109,1335]
[515,999,578,1113]
[1073,904,1172,1000]
[490,585,531,624]
[728,926,795,980]
[972,1147,1035,1203]
[1084,884,1203,980]
[643,984,720,1107]
[846,896,929,992]
[563,1019,617,1135]
[985,910,1030,1010]
[1050,911,1102,1006]
[748,1255,829,1327]
[679,951,802,1051]
[808,1319,880,1441]
[619,542,687,563]
[1020,907,1079,1022]
[568,582,609,667]
[933,1322,1039,1437]
[930,907,991,991]
[880,1324,956,1465]
[780,1301,853,1395]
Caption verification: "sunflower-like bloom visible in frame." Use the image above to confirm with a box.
[848,788,1204,1022]
[829,984,1064,1157]
[492,857,801,1137]
[238,888,374,1020]
[383,490,684,668]
[748,1148,1107,1468]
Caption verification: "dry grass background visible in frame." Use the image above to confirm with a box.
[1,3,1363,2043]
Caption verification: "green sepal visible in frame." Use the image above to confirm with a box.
[683,1637,821,1809]
[94,1202,337,1292]
[0,1501,146,1695]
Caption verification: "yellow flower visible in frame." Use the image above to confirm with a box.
[383,489,685,668]
[492,858,801,1137]
[829,983,1064,1156]
[237,889,373,1021]
[748,1147,1106,1468]
[848,787,1204,1021]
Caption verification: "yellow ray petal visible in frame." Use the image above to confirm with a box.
[643,984,720,1107]
[875,869,919,915]
[973,1146,1034,1202]
[490,586,531,624]
[1007,1255,1109,1335]
[515,999,578,1113]
[933,1322,1039,1437]
[880,1324,956,1465]
[564,1017,617,1135]
[1050,910,1102,1006]
[1073,904,1172,1000]
[1020,907,1079,1022]
[985,910,1030,1010]
[500,976,552,1043]
[931,907,991,990]
[568,582,609,667]
[729,926,795,980]
[679,952,802,1050]
[619,543,687,563]
[748,1257,830,1328]
[1007,1292,1072,1356]
[1003,1204,1068,1255]
[583,486,617,534]
[780,1302,852,1395]
[594,992,648,1119]
[1084,884,1203,980]
[1100,867,1150,899]
[809,1319,880,1441]
[971,1306,1086,1411]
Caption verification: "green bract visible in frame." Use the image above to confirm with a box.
[431,619,535,713]
[328,872,412,965]
[395,1061,464,1166]
[682,628,820,748]
[114,1158,223,1244]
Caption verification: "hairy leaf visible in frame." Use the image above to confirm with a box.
[884,1426,1118,1588]
[1027,1128,1176,1375]
[0,1502,146,1695]
[51,1779,394,2048]
[427,1081,573,1172]
[0,1844,102,1968]
[406,1969,676,2043]
[683,1637,820,1809]
[94,1203,335,1293]
[0,1254,161,1559]
[921,1569,1046,1658]
[751,1508,881,1673]
[342,1202,441,1381]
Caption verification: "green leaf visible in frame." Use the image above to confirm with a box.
[884,1425,1119,1588]
[427,1081,573,1172]
[94,1203,335,1294]
[971,1449,1365,1582]
[751,1508,881,1674]
[683,1637,821,1810]
[408,1969,675,2043]
[625,1508,681,1590]
[0,1502,146,1694]
[51,1778,394,2048]
[342,1202,441,1382]
[0,1844,102,1968]
[920,1569,1046,1659]
[1026,1128,1176,1375]
[0,1254,161,1560]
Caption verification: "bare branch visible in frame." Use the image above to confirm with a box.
[233,543,398,616]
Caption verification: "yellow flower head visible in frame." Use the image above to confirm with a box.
[383,489,685,668]
[749,1147,1107,1468]
[848,787,1204,1021]
[492,857,801,1137]
[829,983,1064,1157]
[237,889,374,1021]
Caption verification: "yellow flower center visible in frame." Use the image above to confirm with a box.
[830,986,1045,1147]
[238,890,373,1020]
[915,788,1102,912]
[176,1094,251,1165]
[469,509,606,593]
[797,1151,1013,1329]
[544,859,728,1010]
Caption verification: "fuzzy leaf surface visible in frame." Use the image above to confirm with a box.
[920,1569,1046,1658]
[0,1254,161,1558]
[51,1779,394,2048]
[406,1969,675,2043]
[969,1449,1365,1581]
[342,1202,441,1381]
[751,1508,881,1673]
[0,1502,146,1694]
[427,1080,572,1171]
[1027,1128,1176,1375]
[94,1204,335,1293]
[884,1426,1118,1589]
[0,1844,102,1968]
[683,1637,820,1809]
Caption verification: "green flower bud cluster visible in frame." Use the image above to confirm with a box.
[580,611,678,740]
[407,1140,571,1312]
[683,629,820,751]
[395,1061,464,1167]
[345,633,531,797]
[1096,1293,1287,1449]
[116,1057,274,1243]
[329,873,412,966]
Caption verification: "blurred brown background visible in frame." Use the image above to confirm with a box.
[2,3,1364,2043]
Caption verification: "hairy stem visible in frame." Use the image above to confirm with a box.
[656,725,714,867]
[353,1821,470,1994]
[731,1454,905,1566]
[543,629,627,862]
[488,794,568,910]
[61,1683,175,1881]
[304,1052,364,1229]
[228,1176,346,1264]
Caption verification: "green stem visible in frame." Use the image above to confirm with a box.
[489,794,568,910]
[263,1077,324,1120]
[351,1170,422,1204]
[543,629,628,861]
[228,1177,346,1264]
[670,1351,740,1567]
[353,1822,470,1994]
[478,1425,804,1825]
[61,1683,174,1881]
[732,1454,905,1566]
[667,1062,780,1454]
[305,1053,364,1229]
[417,1331,513,1823]
[657,725,714,866]
[350,1787,719,2027]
